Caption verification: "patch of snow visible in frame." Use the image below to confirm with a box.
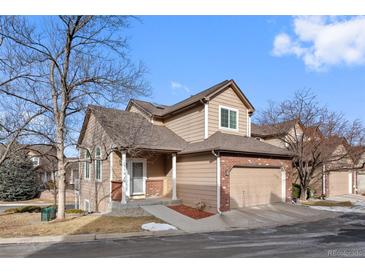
[141,222,177,231]
[309,205,365,213]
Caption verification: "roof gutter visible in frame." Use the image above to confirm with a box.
[211,150,222,215]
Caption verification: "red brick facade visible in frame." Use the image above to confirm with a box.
[219,154,293,212]
[146,179,164,197]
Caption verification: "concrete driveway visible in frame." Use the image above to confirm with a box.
[142,203,338,233]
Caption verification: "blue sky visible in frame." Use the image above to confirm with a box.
[125,16,365,122]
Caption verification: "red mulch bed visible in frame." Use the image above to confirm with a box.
[168,205,214,219]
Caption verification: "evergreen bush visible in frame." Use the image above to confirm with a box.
[0,152,40,201]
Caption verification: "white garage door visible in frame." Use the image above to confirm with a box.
[357,173,365,194]
[328,171,351,197]
[230,167,283,208]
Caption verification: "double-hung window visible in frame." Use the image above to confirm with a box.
[84,150,90,180]
[95,147,102,182]
[219,106,238,130]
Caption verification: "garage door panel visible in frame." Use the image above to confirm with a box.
[329,171,349,197]
[230,167,282,208]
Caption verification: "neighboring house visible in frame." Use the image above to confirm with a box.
[251,119,304,149]
[323,137,355,197]
[77,79,293,213]
[252,121,355,197]
[26,144,57,185]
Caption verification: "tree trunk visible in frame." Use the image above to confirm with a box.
[56,125,66,220]
[53,184,57,207]
[300,186,307,200]
[56,153,66,219]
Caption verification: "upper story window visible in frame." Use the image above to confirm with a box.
[219,106,238,131]
[84,150,90,180]
[95,147,102,182]
[30,156,40,167]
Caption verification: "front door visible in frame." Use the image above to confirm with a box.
[131,161,144,195]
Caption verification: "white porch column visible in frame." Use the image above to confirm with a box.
[216,152,221,213]
[172,153,177,200]
[121,150,128,204]
[349,171,353,194]
[281,168,286,202]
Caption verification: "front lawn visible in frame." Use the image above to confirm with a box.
[0,213,161,238]
[302,200,353,207]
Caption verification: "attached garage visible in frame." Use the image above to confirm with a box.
[357,173,365,194]
[230,167,284,208]
[328,171,351,197]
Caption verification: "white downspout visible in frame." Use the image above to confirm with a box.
[247,111,251,137]
[172,153,177,200]
[322,164,326,196]
[204,102,209,139]
[212,150,222,215]
[109,150,114,211]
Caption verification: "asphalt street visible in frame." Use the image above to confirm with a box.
[1,213,365,258]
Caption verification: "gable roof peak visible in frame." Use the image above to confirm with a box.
[126,79,254,118]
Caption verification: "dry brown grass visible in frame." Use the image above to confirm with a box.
[0,213,161,238]
[302,200,353,207]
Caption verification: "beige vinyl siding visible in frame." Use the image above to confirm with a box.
[128,105,164,125]
[128,105,152,121]
[264,138,287,149]
[208,87,248,137]
[79,113,114,213]
[176,153,217,212]
[165,105,204,143]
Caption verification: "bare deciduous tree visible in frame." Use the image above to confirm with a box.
[0,16,149,219]
[0,100,45,166]
[257,90,365,199]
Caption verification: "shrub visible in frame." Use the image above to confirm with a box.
[18,206,42,213]
[3,208,19,214]
[3,205,42,214]
[0,152,41,201]
[291,184,301,199]
[195,201,206,211]
[65,209,85,214]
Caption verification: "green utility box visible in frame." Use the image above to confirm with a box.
[41,206,57,222]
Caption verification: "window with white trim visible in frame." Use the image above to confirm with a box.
[220,106,238,130]
[30,156,40,166]
[95,147,102,181]
[84,150,90,180]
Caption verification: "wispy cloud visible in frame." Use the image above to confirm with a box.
[170,80,191,93]
[272,16,365,71]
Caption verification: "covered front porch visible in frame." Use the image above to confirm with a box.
[110,149,178,208]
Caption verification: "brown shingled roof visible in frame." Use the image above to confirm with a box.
[180,131,293,157]
[128,79,255,118]
[79,105,187,152]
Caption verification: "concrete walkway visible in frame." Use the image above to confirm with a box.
[142,203,339,233]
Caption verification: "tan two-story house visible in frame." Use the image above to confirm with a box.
[77,80,293,213]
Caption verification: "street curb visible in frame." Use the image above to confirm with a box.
[0,230,186,245]
[0,203,53,207]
